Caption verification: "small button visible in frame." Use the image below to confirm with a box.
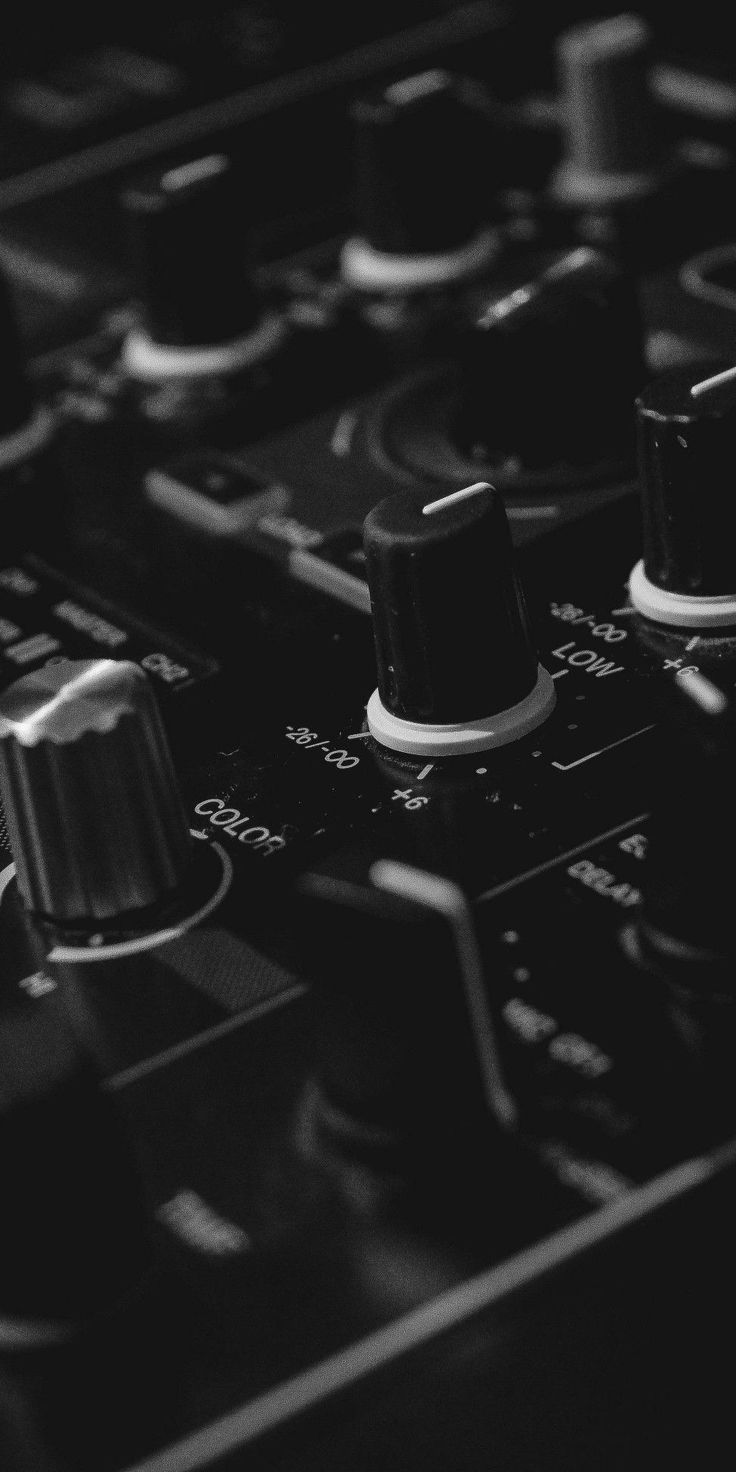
[145,452,291,537]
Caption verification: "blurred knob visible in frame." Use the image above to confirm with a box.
[452,246,645,474]
[340,69,498,292]
[296,860,517,1185]
[550,12,668,208]
[0,259,52,471]
[627,671,736,995]
[0,993,151,1328]
[363,481,555,756]
[0,658,191,922]
[120,152,284,379]
[629,362,736,626]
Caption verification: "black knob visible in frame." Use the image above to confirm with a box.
[363,482,555,756]
[0,658,191,922]
[627,671,736,995]
[340,69,498,292]
[629,362,736,627]
[296,860,517,1184]
[121,152,284,378]
[0,259,52,470]
[0,991,151,1328]
[452,246,645,475]
[550,13,668,209]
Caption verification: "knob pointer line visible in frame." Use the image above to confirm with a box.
[690,364,736,399]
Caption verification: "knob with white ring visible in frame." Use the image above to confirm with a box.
[340,69,498,295]
[0,260,53,471]
[121,152,284,381]
[629,362,736,628]
[363,482,555,756]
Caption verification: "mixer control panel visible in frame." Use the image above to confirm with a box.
[3,8,736,1470]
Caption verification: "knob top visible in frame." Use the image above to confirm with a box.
[0,658,191,922]
[629,361,736,623]
[121,151,261,350]
[364,483,555,754]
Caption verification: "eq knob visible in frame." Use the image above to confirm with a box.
[120,151,285,381]
[363,481,555,756]
[629,362,736,627]
[0,657,192,922]
[340,69,499,294]
[451,245,645,477]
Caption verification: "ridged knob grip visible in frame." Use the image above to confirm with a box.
[0,658,191,922]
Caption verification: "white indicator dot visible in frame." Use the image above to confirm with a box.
[475,766,487,775]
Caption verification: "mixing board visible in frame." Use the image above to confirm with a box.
[3,5,736,1468]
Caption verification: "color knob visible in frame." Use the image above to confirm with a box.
[0,658,191,922]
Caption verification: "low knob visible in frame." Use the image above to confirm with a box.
[629,362,736,627]
[121,152,283,379]
[452,246,645,476]
[0,658,191,922]
[340,69,498,293]
[363,481,555,756]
